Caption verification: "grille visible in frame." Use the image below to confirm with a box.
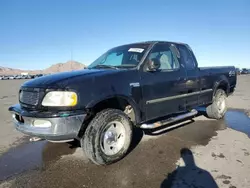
[20,90,39,106]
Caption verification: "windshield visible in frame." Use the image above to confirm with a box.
[88,43,150,69]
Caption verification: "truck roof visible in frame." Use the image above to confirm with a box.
[121,40,188,46]
[113,41,188,50]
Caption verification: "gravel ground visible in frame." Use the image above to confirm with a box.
[0,80,24,155]
[170,75,250,188]
[171,127,250,188]
[0,75,250,188]
[227,75,250,111]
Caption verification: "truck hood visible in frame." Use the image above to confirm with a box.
[22,69,116,88]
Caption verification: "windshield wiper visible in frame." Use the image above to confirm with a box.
[91,64,119,70]
[115,64,137,68]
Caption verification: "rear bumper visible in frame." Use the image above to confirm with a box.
[9,104,86,142]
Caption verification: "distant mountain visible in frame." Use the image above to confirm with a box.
[0,66,22,75]
[0,61,87,75]
[44,61,86,73]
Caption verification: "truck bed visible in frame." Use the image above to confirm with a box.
[199,66,237,93]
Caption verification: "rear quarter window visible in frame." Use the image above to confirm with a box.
[178,45,197,70]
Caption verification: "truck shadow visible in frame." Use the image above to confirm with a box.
[161,148,218,188]
[58,118,197,163]
[142,109,205,137]
[127,117,198,155]
[127,127,144,154]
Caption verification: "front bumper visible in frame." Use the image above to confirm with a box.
[9,104,86,142]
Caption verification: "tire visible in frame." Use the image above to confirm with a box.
[81,109,133,165]
[206,89,227,119]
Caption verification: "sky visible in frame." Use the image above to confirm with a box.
[0,0,250,70]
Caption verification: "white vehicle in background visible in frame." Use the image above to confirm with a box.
[0,76,9,80]
[8,75,15,80]
[15,75,22,79]
[0,76,3,80]
[20,75,31,79]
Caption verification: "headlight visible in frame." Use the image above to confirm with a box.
[42,91,78,107]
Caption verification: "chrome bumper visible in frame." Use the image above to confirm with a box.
[9,105,86,142]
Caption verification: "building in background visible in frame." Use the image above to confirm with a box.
[21,72,29,76]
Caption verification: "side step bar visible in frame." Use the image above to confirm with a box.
[140,109,198,129]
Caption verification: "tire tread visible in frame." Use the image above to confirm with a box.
[82,108,132,165]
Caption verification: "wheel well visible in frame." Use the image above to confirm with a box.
[216,82,229,96]
[78,97,137,138]
[91,97,136,123]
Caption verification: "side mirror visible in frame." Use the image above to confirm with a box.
[147,58,160,72]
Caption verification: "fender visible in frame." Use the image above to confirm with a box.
[86,94,142,124]
[213,75,230,96]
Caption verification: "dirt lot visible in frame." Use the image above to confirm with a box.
[0,75,250,188]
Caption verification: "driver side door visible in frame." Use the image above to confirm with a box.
[140,43,187,121]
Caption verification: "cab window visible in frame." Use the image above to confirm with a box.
[178,45,197,70]
[148,43,180,71]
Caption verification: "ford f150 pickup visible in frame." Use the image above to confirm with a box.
[9,41,237,165]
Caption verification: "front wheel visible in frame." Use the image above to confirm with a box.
[206,89,227,119]
[81,109,133,165]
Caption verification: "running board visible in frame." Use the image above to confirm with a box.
[140,109,198,129]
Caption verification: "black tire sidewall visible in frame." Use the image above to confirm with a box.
[82,109,133,165]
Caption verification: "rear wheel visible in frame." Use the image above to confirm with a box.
[82,109,133,165]
[206,89,227,119]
